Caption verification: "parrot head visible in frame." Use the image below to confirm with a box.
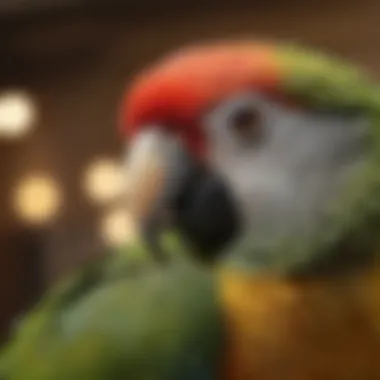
[120,41,380,273]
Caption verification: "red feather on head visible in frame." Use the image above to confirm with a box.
[119,42,280,157]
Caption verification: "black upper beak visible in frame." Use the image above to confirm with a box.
[170,163,241,263]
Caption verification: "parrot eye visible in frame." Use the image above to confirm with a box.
[204,93,265,149]
[228,106,261,143]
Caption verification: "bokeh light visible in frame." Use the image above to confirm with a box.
[83,158,124,204]
[12,173,62,225]
[0,90,37,140]
[100,208,136,246]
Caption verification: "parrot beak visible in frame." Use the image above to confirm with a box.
[123,127,195,262]
[124,128,168,225]
[123,127,241,264]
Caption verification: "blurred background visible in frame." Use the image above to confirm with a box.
[0,0,379,342]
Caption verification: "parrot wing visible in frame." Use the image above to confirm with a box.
[0,234,222,380]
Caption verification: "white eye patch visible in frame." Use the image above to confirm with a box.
[203,91,370,236]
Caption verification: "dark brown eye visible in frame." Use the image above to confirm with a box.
[228,107,261,142]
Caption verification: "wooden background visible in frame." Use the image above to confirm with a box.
[0,0,379,340]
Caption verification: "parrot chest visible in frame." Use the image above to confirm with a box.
[218,269,380,380]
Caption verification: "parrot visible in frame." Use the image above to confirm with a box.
[2,39,380,380]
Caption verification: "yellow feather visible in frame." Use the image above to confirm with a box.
[218,267,380,380]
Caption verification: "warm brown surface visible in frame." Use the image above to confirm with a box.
[0,229,43,342]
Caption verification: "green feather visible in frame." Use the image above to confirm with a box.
[0,233,222,380]
[277,44,380,111]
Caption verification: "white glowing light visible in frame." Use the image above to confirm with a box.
[100,208,137,246]
[13,174,62,225]
[0,91,37,139]
[83,158,124,204]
